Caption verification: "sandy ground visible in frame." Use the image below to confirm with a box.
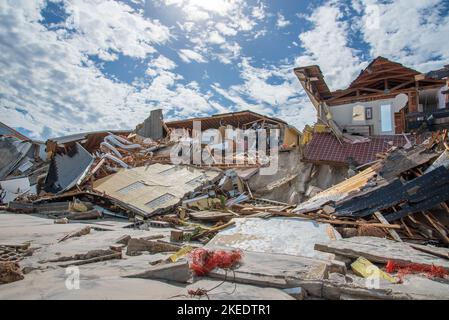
[0,212,293,300]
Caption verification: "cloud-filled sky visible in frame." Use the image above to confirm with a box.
[1,0,448,139]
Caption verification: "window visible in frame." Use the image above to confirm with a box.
[117,181,145,195]
[145,193,176,209]
[159,167,177,176]
[352,105,365,122]
[186,175,206,187]
[381,104,393,132]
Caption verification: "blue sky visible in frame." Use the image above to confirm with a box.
[1,0,449,139]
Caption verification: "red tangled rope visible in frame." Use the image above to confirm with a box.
[188,248,242,276]
[385,260,449,282]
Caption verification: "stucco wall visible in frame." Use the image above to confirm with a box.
[329,98,397,135]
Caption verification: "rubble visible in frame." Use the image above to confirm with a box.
[1,57,449,299]
[124,260,191,283]
[0,261,24,284]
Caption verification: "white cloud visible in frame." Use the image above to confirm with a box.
[212,58,317,130]
[355,0,449,72]
[62,0,171,60]
[215,42,242,64]
[207,31,226,45]
[0,0,224,139]
[276,13,291,28]
[148,55,176,70]
[251,2,266,20]
[215,22,238,36]
[178,49,207,63]
[295,3,367,90]
[252,29,267,40]
[157,0,260,65]
[146,54,176,76]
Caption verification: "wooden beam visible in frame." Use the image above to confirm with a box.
[353,67,416,83]
[350,74,418,87]
[374,211,403,242]
[423,212,449,245]
[358,87,385,93]
[327,84,445,106]
[327,88,358,101]
[390,79,415,92]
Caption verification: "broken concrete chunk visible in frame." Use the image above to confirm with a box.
[315,236,449,272]
[136,109,164,140]
[283,287,306,300]
[207,217,341,260]
[126,238,181,256]
[124,260,191,283]
[0,261,24,284]
[116,235,131,245]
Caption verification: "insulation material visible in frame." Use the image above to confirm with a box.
[93,163,221,217]
[207,217,341,260]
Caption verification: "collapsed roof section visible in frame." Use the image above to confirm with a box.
[166,110,289,130]
[294,57,446,107]
[47,129,132,155]
[93,163,222,218]
[303,133,423,167]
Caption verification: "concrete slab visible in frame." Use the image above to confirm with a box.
[207,217,341,260]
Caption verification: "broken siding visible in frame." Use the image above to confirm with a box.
[92,164,222,217]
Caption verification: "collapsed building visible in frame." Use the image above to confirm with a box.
[295,56,448,161]
[1,57,449,300]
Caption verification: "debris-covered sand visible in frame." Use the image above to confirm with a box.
[1,57,449,299]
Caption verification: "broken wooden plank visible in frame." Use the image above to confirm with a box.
[58,252,121,267]
[409,244,449,260]
[270,210,402,229]
[422,212,449,245]
[126,238,181,256]
[66,209,102,220]
[374,211,403,242]
[58,226,91,243]
[188,210,234,222]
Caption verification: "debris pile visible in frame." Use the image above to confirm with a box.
[1,109,449,300]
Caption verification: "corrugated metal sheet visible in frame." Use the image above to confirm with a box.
[43,143,94,194]
[0,137,32,179]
